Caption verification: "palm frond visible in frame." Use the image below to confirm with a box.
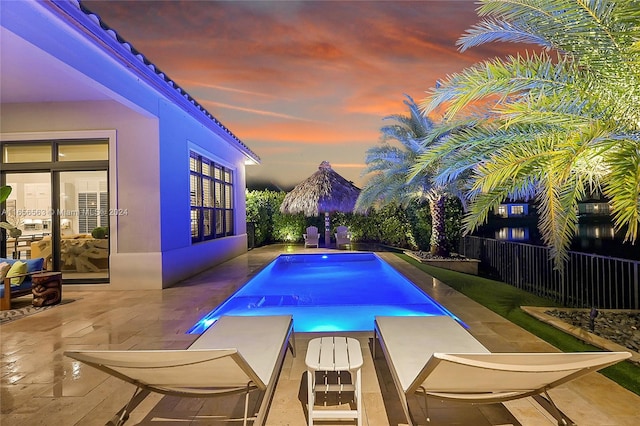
[422,52,573,119]
[535,174,583,267]
[458,18,553,52]
[602,141,640,243]
[470,0,640,76]
[416,0,640,268]
[462,186,512,233]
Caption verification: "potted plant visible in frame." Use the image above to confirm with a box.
[0,186,23,258]
[91,226,108,239]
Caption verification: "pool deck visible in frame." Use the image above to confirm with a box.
[1,244,639,425]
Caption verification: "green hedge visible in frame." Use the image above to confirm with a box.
[246,190,463,250]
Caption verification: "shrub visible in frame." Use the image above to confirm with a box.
[246,190,463,250]
[91,227,108,239]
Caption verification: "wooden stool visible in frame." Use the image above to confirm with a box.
[305,336,363,426]
[31,271,62,307]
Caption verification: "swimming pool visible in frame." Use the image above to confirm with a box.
[188,252,462,333]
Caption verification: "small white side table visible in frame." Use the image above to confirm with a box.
[305,336,363,426]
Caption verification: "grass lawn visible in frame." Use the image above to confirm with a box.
[396,253,640,396]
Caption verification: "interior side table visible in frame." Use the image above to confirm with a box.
[305,336,363,426]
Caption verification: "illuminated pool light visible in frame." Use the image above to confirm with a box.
[188,252,463,334]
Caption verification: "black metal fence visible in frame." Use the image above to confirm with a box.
[459,236,640,310]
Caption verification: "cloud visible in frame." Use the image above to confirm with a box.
[227,120,380,146]
[331,162,366,169]
[200,99,318,122]
[181,80,285,99]
[82,0,537,188]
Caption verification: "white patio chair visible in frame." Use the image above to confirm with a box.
[303,226,319,248]
[335,225,352,247]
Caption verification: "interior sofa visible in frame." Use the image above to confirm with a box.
[1,257,46,310]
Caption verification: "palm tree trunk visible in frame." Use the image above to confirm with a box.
[429,194,449,257]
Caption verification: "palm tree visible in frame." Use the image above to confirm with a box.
[356,95,464,256]
[413,0,640,267]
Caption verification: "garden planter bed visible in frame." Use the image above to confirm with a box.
[404,251,480,275]
[522,306,640,365]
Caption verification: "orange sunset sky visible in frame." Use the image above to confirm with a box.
[83,0,533,190]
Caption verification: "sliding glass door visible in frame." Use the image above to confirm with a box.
[1,138,109,282]
[58,171,109,279]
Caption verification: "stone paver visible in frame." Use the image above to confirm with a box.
[1,244,638,425]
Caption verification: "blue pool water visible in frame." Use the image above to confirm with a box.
[188,252,462,333]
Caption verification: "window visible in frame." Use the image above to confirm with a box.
[190,151,234,242]
[78,192,98,233]
[77,190,108,233]
[58,142,108,161]
[510,205,525,216]
[585,203,610,215]
[510,227,527,240]
[3,143,52,163]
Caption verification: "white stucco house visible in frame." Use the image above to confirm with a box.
[0,0,259,289]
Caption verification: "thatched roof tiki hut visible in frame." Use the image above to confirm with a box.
[280,161,360,246]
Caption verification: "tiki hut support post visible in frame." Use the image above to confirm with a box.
[324,212,330,247]
[280,161,360,248]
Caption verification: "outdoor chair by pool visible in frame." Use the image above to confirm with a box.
[335,225,352,248]
[304,226,319,248]
[374,315,631,426]
[65,315,295,426]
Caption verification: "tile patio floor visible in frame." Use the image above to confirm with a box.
[1,244,638,425]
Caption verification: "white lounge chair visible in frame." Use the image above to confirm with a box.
[304,226,319,248]
[374,315,631,426]
[65,315,295,426]
[335,225,352,248]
